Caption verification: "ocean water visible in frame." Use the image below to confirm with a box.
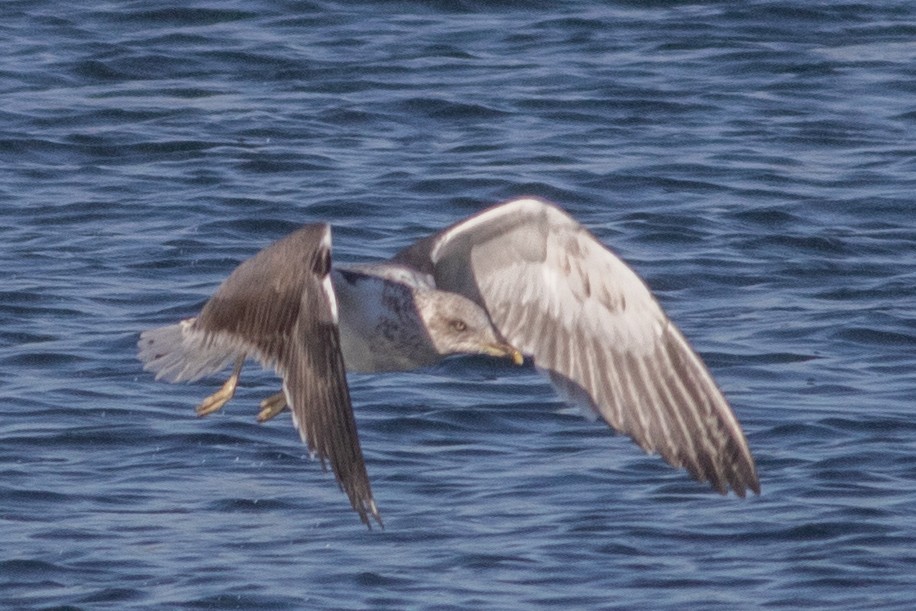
[2,1,915,609]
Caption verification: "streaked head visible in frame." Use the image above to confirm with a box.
[416,289,523,365]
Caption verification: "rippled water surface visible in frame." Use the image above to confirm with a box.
[2,1,915,609]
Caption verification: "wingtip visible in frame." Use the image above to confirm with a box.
[735,463,761,497]
[726,476,761,498]
[360,500,384,530]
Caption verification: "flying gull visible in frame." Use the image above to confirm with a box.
[137,197,759,528]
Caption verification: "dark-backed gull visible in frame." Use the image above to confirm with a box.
[137,197,759,528]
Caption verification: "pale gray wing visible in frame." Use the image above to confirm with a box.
[141,224,381,526]
[395,198,759,496]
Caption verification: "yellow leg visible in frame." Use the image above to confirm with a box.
[257,391,288,423]
[196,356,244,417]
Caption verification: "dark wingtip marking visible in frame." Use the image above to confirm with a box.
[313,244,331,277]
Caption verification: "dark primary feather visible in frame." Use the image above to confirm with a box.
[396,198,759,496]
[286,278,380,527]
[195,224,381,526]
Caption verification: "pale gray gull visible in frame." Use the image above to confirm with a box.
[137,197,759,528]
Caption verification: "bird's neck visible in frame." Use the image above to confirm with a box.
[332,268,440,373]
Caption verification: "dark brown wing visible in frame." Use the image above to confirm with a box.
[193,224,381,526]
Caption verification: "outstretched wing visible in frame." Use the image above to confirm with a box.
[140,224,381,526]
[395,198,759,496]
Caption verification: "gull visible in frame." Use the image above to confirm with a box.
[137,197,759,528]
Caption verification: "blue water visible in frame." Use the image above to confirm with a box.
[2,1,915,608]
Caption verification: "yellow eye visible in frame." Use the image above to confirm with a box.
[450,319,467,332]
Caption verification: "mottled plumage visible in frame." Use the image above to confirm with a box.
[138,197,759,528]
[138,224,520,528]
[396,199,758,495]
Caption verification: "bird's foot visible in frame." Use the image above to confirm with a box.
[196,356,244,417]
[257,391,288,422]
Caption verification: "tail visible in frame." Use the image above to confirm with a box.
[138,319,238,383]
